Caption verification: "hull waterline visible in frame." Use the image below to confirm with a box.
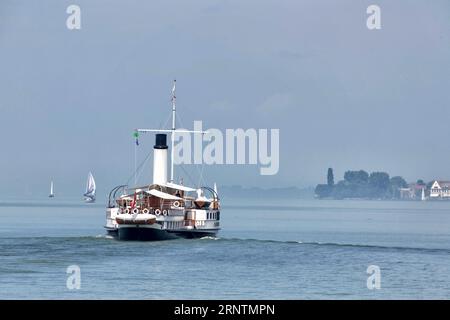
[115,225,219,241]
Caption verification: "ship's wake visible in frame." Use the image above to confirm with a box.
[197,236,450,254]
[1,235,448,254]
[199,236,220,241]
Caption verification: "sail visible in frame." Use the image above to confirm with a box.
[84,172,96,198]
[49,181,54,197]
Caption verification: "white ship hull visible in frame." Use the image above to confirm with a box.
[105,207,220,241]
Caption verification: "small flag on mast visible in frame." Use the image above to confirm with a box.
[133,130,139,146]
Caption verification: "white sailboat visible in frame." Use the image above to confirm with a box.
[49,181,55,198]
[84,172,96,203]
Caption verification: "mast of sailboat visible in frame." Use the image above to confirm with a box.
[135,80,207,183]
[170,80,176,183]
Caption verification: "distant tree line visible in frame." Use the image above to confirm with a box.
[315,168,412,200]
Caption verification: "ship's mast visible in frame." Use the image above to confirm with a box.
[135,80,207,185]
[170,80,176,183]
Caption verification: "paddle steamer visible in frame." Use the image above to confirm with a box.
[105,81,221,240]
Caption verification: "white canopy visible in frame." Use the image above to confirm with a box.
[164,182,196,192]
[119,196,133,201]
[146,189,183,200]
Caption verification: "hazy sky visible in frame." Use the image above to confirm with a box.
[1,0,449,197]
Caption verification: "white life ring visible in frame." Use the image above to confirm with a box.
[162,210,168,216]
[142,208,149,214]
[132,208,139,214]
[173,201,180,208]
[155,209,161,216]
[124,208,130,214]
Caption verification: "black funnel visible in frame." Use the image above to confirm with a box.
[154,134,168,149]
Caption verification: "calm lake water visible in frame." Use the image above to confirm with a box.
[0,197,449,299]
